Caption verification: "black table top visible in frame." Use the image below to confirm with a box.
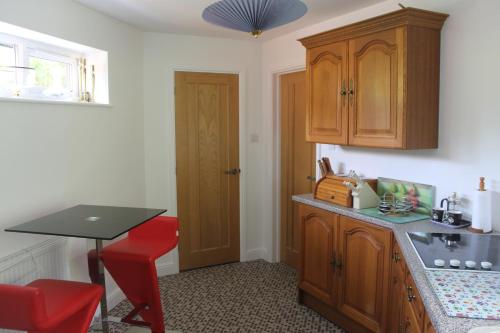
[5,205,167,240]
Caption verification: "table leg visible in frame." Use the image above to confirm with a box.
[96,239,110,333]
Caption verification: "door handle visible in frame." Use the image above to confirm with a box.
[224,168,241,175]
[348,78,354,106]
[330,252,336,272]
[306,176,316,181]
[406,285,416,302]
[340,79,347,106]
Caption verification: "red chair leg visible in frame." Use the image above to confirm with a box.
[103,256,165,333]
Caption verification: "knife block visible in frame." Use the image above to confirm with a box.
[314,175,377,208]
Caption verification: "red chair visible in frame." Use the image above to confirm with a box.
[0,279,103,333]
[88,216,179,333]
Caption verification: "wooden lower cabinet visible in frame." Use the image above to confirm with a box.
[388,240,406,333]
[298,204,337,306]
[297,203,437,333]
[389,237,436,333]
[297,204,392,333]
[424,314,436,333]
[337,216,392,333]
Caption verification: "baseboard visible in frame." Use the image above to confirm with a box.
[245,247,268,261]
[157,261,179,277]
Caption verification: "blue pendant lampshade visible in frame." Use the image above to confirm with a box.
[202,0,308,38]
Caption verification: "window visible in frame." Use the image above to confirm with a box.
[27,49,77,100]
[0,21,109,104]
[0,35,80,101]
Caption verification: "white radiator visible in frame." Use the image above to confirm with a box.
[0,237,68,333]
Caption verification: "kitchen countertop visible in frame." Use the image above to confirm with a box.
[293,194,500,333]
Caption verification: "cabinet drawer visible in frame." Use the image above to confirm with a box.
[405,270,425,331]
[315,189,352,207]
[403,296,423,333]
[424,314,436,333]
[392,239,406,275]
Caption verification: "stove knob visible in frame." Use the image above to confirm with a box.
[481,261,493,270]
[449,259,461,268]
[465,261,476,269]
[434,259,445,267]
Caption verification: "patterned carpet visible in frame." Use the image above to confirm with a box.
[108,260,344,333]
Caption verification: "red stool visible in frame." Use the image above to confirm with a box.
[0,279,103,333]
[88,216,179,333]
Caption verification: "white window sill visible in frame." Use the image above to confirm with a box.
[0,96,112,108]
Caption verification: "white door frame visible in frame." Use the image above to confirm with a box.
[171,67,248,264]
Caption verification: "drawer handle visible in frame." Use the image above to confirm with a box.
[330,195,336,199]
[406,285,416,302]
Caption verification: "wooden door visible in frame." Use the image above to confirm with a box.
[298,204,338,306]
[175,72,240,271]
[348,28,405,148]
[280,71,316,269]
[337,216,392,333]
[306,41,348,144]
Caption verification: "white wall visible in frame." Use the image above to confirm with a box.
[142,33,264,270]
[0,0,145,304]
[261,0,500,261]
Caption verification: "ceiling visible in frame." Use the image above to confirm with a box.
[75,0,386,40]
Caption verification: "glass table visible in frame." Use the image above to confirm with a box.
[5,204,166,333]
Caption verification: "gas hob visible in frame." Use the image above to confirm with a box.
[407,232,499,273]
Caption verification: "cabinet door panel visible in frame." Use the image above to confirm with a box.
[348,28,405,148]
[338,216,392,332]
[298,204,338,306]
[306,42,348,144]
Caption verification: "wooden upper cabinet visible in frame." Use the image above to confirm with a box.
[298,204,338,306]
[348,28,404,148]
[306,42,348,144]
[299,8,448,149]
[337,216,392,333]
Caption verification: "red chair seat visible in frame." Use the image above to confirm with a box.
[102,234,177,262]
[28,279,103,330]
[0,279,103,333]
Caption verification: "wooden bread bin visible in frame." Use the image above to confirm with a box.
[314,174,377,207]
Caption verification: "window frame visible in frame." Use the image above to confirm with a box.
[0,32,82,101]
[0,41,19,86]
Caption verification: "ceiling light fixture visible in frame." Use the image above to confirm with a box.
[202,0,308,38]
